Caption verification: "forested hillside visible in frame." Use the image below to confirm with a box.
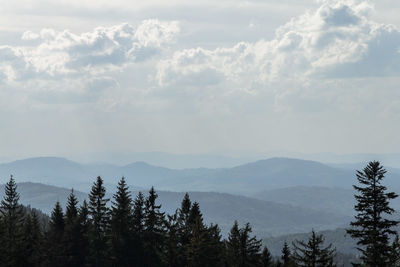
[0,182,349,236]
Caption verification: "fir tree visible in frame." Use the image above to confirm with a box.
[110,177,134,266]
[63,189,83,266]
[45,201,66,267]
[165,212,181,267]
[88,176,110,267]
[177,193,192,267]
[65,189,78,224]
[1,175,25,267]
[22,212,43,266]
[347,161,399,267]
[132,191,145,233]
[292,230,336,267]
[77,200,90,266]
[186,204,223,267]
[226,221,262,267]
[239,223,262,267]
[226,220,241,266]
[281,242,295,267]
[261,246,273,267]
[143,187,167,267]
[132,191,146,266]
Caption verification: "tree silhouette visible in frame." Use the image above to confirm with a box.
[347,161,399,267]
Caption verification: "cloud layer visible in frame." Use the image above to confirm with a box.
[157,0,400,93]
[0,0,400,157]
[0,20,179,83]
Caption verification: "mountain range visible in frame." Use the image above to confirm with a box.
[1,156,400,237]
[2,157,400,195]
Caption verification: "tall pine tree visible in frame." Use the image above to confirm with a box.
[110,177,134,266]
[226,221,262,267]
[88,176,110,267]
[132,191,146,266]
[22,212,43,266]
[1,175,24,267]
[281,242,295,267]
[143,187,167,267]
[45,201,66,267]
[347,161,399,267]
[63,189,84,266]
[261,246,273,267]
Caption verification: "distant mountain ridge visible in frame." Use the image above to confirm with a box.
[1,156,400,194]
[0,182,350,237]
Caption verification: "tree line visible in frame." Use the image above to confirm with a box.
[0,161,399,267]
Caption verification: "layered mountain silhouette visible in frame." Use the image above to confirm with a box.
[1,157,400,194]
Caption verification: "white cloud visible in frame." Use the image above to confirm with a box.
[0,20,179,82]
[157,0,400,91]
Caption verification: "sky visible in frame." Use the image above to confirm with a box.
[0,0,399,161]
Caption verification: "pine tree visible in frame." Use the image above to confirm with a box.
[132,191,146,266]
[186,201,207,267]
[143,187,167,267]
[21,212,43,266]
[45,201,66,267]
[281,242,295,267]
[165,212,181,267]
[65,189,78,224]
[292,230,336,267]
[88,176,110,266]
[347,161,399,267]
[261,246,273,267]
[240,223,262,266]
[110,177,134,266]
[226,220,242,266]
[176,193,192,267]
[77,200,90,266]
[225,221,262,267]
[186,200,221,267]
[1,175,25,266]
[63,189,83,266]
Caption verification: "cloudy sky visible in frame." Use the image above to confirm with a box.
[0,0,399,161]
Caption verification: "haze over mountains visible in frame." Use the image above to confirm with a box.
[0,182,349,237]
[2,156,400,194]
[1,156,400,238]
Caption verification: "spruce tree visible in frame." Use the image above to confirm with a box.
[132,191,146,266]
[143,187,166,267]
[225,221,262,267]
[281,242,295,267]
[186,204,224,267]
[88,176,110,266]
[110,177,134,266]
[45,201,66,267]
[240,223,262,266]
[347,161,399,267]
[261,246,273,267]
[226,220,241,266]
[165,212,181,267]
[22,212,43,266]
[63,189,82,266]
[292,230,336,267]
[176,193,192,267]
[1,175,24,267]
[77,200,90,266]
